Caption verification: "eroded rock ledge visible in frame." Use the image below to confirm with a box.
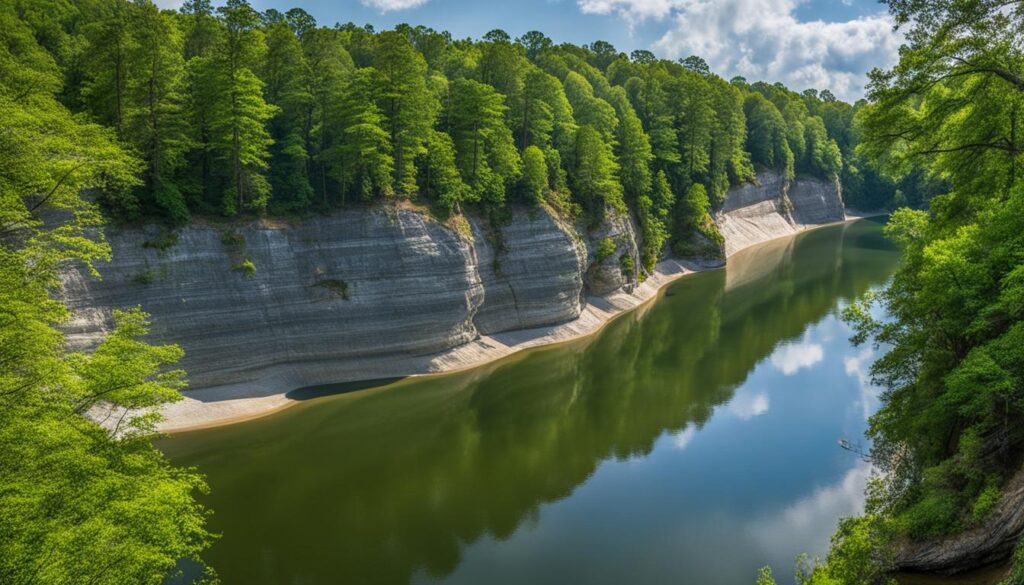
[891,464,1024,575]
[60,170,846,430]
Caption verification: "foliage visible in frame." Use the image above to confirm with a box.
[232,257,256,276]
[0,4,213,581]
[595,237,616,262]
[785,1,1024,582]
[14,0,867,237]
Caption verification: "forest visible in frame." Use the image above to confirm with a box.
[5,0,910,270]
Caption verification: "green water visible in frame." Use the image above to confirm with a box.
[162,218,899,585]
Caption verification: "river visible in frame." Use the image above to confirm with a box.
[161,217,899,585]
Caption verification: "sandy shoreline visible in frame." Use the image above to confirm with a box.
[159,215,879,434]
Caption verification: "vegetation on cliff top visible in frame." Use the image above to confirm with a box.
[8,0,917,272]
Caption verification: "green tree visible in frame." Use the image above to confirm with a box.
[373,31,439,196]
[446,77,521,208]
[519,144,548,204]
[571,124,623,222]
[124,1,192,223]
[79,0,134,136]
[323,67,394,203]
[418,129,470,212]
[0,7,213,581]
[303,27,354,205]
[608,86,653,202]
[516,30,551,61]
[262,20,313,211]
[803,116,842,179]
[745,93,793,177]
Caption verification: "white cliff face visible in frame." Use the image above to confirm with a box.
[61,175,847,428]
[716,171,846,257]
[61,210,486,394]
[471,208,587,335]
[583,207,642,296]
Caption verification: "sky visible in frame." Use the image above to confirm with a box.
[157,0,904,101]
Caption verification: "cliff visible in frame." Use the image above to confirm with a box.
[716,171,846,257]
[60,171,846,430]
[891,464,1024,575]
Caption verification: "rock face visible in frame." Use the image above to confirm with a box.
[891,465,1024,575]
[61,211,485,393]
[716,171,845,257]
[582,208,641,295]
[61,174,847,405]
[471,208,587,335]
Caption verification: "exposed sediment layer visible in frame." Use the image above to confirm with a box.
[61,171,847,431]
[716,171,846,257]
[891,465,1024,576]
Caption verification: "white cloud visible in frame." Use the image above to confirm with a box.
[728,392,770,420]
[360,0,430,11]
[670,426,698,449]
[749,462,871,557]
[153,0,184,8]
[576,0,901,101]
[770,340,824,375]
[844,346,879,420]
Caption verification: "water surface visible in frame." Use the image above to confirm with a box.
[163,218,899,585]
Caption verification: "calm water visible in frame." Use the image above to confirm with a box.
[162,218,899,585]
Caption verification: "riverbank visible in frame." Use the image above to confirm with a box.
[158,214,874,433]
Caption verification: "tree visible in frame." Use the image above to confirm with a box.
[571,124,623,222]
[446,78,521,208]
[303,27,354,205]
[372,31,438,196]
[589,40,618,71]
[680,55,710,76]
[210,0,276,214]
[516,30,551,61]
[608,86,653,201]
[630,50,655,64]
[520,145,548,204]
[803,116,842,179]
[322,68,393,203]
[180,0,219,59]
[418,129,470,212]
[745,93,793,176]
[262,20,313,211]
[0,7,213,581]
[563,71,618,143]
[124,1,192,223]
[79,0,135,136]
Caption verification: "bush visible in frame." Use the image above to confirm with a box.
[232,258,256,277]
[898,491,960,538]
[131,269,156,285]
[314,278,350,300]
[220,230,244,248]
[620,253,634,279]
[595,237,616,262]
[971,485,1001,524]
[142,229,178,251]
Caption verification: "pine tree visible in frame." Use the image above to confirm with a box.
[124,1,191,223]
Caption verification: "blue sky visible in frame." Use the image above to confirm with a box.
[160,0,903,101]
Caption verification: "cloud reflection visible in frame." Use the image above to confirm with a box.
[749,462,871,559]
[770,340,824,375]
[728,392,770,420]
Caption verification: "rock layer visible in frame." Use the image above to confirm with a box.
[61,211,485,393]
[471,208,586,335]
[61,172,847,429]
[891,465,1024,575]
[716,171,845,257]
